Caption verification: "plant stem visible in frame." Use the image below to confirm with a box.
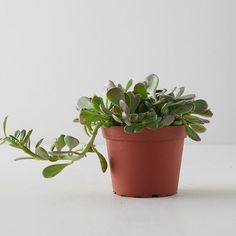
[72,123,102,161]
[18,143,40,159]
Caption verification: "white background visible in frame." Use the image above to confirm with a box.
[0,0,235,144]
[1,2,236,236]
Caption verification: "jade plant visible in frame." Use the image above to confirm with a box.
[0,74,213,178]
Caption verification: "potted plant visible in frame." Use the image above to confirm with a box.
[0,74,213,197]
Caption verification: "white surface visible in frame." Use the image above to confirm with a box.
[0,0,235,144]
[0,144,235,236]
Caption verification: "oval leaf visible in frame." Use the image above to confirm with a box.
[178,94,196,100]
[159,115,175,127]
[185,125,201,141]
[79,110,101,125]
[134,83,147,98]
[3,116,8,137]
[105,80,116,90]
[55,134,66,151]
[124,124,137,133]
[195,109,213,117]
[176,87,185,98]
[36,147,49,159]
[42,163,70,178]
[77,96,93,110]
[107,87,125,105]
[190,123,206,133]
[184,115,210,124]
[112,114,123,123]
[92,96,104,112]
[172,102,194,115]
[145,74,159,95]
[93,148,108,173]
[125,79,133,91]
[193,99,208,113]
[35,138,44,149]
[64,136,79,150]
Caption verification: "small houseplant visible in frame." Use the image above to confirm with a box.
[0,74,213,197]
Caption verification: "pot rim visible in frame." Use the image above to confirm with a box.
[102,125,186,142]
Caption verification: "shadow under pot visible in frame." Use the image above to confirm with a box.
[102,126,186,198]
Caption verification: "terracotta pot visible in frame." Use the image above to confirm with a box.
[102,126,186,197]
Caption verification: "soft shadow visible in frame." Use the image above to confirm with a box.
[178,187,236,200]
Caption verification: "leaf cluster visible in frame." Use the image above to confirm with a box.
[76,74,213,141]
[0,117,107,177]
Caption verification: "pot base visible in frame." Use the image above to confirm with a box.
[113,191,177,198]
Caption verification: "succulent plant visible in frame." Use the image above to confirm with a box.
[0,74,213,177]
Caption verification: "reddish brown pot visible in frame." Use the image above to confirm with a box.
[102,126,186,198]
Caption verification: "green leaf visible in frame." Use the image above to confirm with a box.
[130,113,138,122]
[99,103,112,115]
[138,103,148,113]
[145,74,159,95]
[190,123,206,133]
[124,124,137,133]
[184,114,210,124]
[14,157,35,161]
[193,99,208,113]
[55,134,66,151]
[112,105,122,116]
[106,80,116,90]
[134,83,148,98]
[79,110,101,125]
[42,163,70,178]
[118,84,125,92]
[127,92,141,113]
[3,116,8,137]
[159,115,175,127]
[169,100,186,107]
[93,148,108,173]
[125,79,133,91]
[141,112,157,125]
[107,87,125,105]
[165,87,177,95]
[22,129,33,146]
[134,124,145,133]
[77,96,93,110]
[177,94,196,100]
[35,138,44,149]
[102,120,114,128]
[20,130,26,140]
[14,130,21,138]
[172,102,194,115]
[195,109,213,117]
[64,136,79,150]
[160,103,170,115]
[185,125,201,141]
[172,119,183,125]
[6,135,18,143]
[92,96,104,112]
[138,112,147,122]
[146,121,158,130]
[36,147,49,159]
[176,87,185,98]
[112,114,123,123]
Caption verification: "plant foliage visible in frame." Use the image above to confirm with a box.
[0,74,213,177]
